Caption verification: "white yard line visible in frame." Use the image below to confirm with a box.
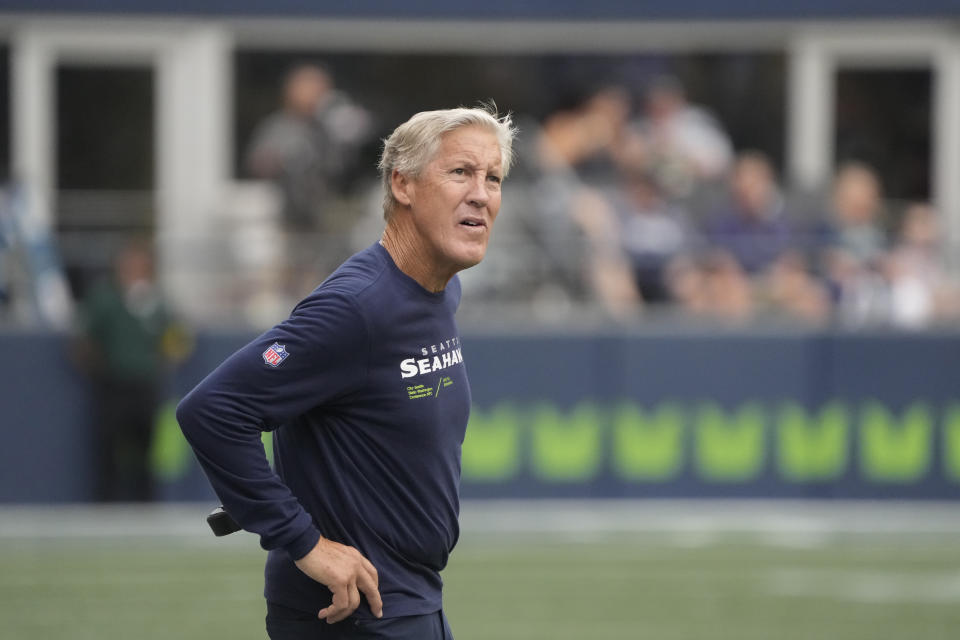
[2,500,960,540]
[766,567,960,603]
[460,499,960,536]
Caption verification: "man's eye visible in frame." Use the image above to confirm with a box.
[452,168,465,175]
[487,175,502,184]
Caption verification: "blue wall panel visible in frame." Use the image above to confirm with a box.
[0,333,94,502]
[2,329,960,503]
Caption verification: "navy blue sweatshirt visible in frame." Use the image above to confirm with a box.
[176,242,471,618]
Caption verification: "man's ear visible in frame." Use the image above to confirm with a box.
[390,169,413,207]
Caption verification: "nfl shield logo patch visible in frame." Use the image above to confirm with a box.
[262,342,290,367]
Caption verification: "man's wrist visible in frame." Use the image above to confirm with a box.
[284,525,322,561]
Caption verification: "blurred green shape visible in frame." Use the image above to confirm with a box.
[694,403,765,481]
[943,405,960,480]
[860,401,932,482]
[151,399,274,482]
[150,399,190,481]
[530,403,603,481]
[777,402,849,481]
[262,430,274,464]
[611,403,684,481]
[461,404,522,481]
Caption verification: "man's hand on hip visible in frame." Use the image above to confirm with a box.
[294,536,384,623]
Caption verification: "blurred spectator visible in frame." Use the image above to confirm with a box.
[0,185,73,328]
[244,63,373,305]
[664,255,708,315]
[887,203,960,327]
[705,151,793,275]
[759,250,832,324]
[826,162,887,262]
[460,112,587,305]
[634,75,734,199]
[700,250,754,320]
[245,63,372,233]
[820,162,890,325]
[511,89,641,318]
[568,86,636,186]
[666,249,753,321]
[575,189,642,319]
[610,169,693,303]
[75,239,190,501]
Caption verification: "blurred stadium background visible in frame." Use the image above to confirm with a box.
[2,1,960,638]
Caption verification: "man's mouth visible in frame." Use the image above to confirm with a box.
[459,218,486,228]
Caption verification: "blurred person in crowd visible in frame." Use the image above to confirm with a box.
[567,85,636,185]
[826,247,890,325]
[634,75,734,199]
[701,152,832,323]
[665,249,753,321]
[505,88,641,318]
[887,203,960,327]
[758,250,832,324]
[75,238,189,502]
[178,106,515,639]
[246,63,372,233]
[245,63,373,297]
[826,162,887,263]
[700,250,754,320]
[820,162,890,325]
[610,169,693,303]
[705,151,794,275]
[574,188,643,318]
[663,254,709,315]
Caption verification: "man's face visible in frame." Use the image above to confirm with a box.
[398,125,503,275]
[285,68,330,117]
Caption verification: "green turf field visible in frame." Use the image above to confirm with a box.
[2,519,959,640]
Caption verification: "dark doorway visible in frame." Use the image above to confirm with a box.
[835,68,931,203]
[55,65,155,296]
[56,65,154,191]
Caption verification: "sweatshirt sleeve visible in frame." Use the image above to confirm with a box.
[176,289,369,560]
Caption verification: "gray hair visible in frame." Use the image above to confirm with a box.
[378,105,517,219]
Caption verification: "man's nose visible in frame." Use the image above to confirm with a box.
[466,175,490,208]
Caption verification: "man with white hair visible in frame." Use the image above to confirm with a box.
[177,105,515,639]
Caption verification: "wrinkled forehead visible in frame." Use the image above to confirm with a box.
[432,124,503,169]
